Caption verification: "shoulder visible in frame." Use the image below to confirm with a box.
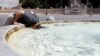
[23,12,38,19]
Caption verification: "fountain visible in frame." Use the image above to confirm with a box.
[8,22,100,56]
[65,0,87,15]
[1,13,100,56]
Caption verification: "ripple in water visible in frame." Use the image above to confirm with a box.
[8,22,100,56]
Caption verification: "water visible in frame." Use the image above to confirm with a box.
[0,0,19,8]
[8,22,100,56]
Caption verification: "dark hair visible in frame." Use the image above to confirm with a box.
[25,22,37,27]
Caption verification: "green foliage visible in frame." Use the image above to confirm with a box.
[21,0,71,8]
[21,0,37,8]
[19,0,24,3]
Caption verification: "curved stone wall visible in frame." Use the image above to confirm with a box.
[0,25,24,56]
[1,21,100,56]
[5,25,24,41]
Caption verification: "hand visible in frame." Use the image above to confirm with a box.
[14,22,22,25]
[32,23,42,29]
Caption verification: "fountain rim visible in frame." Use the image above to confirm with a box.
[0,25,25,56]
[1,21,100,56]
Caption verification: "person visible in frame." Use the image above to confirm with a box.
[4,10,41,29]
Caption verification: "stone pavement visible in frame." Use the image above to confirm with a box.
[0,25,21,56]
[0,13,100,26]
[38,14,100,21]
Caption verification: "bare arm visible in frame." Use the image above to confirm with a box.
[13,11,25,25]
[14,12,23,22]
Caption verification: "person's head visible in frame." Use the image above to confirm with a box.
[33,23,41,29]
[25,22,41,29]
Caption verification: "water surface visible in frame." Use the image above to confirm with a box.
[8,22,100,56]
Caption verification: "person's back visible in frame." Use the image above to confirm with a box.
[4,10,40,29]
[17,13,39,27]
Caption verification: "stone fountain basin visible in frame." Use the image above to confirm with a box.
[4,22,100,56]
[1,13,100,56]
[0,21,61,56]
[0,21,100,56]
[0,25,24,56]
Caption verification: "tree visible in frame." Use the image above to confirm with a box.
[81,0,100,8]
[19,0,24,3]
[21,0,37,8]
[89,0,100,8]
[47,0,70,8]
